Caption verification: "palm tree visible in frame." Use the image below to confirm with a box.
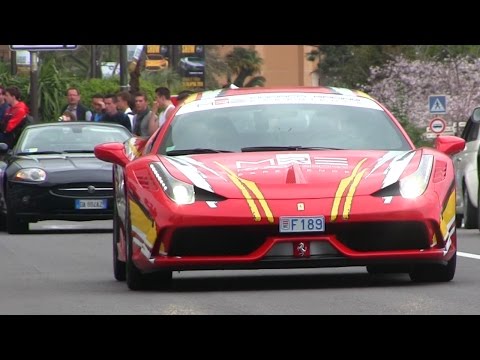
[225,47,266,87]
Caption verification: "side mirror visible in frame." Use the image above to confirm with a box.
[434,135,466,156]
[94,142,129,167]
[0,143,9,154]
[472,107,480,123]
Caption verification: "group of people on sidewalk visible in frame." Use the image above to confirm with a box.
[0,84,194,149]
[59,86,194,137]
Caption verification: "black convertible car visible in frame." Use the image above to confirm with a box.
[0,122,131,233]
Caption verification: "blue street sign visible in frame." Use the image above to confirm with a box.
[429,95,447,114]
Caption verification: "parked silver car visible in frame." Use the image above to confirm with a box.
[453,107,480,228]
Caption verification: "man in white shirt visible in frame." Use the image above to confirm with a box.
[116,91,135,130]
[151,87,175,131]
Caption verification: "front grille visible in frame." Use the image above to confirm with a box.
[169,221,429,257]
[51,182,113,198]
[331,221,429,251]
[170,226,277,256]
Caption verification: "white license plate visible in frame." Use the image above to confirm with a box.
[279,216,325,233]
[75,199,107,209]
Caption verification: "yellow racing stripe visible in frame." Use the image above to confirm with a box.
[239,178,274,223]
[343,169,367,219]
[331,158,367,221]
[440,190,456,240]
[215,162,262,221]
[129,199,157,249]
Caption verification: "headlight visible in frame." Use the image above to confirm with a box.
[150,163,195,205]
[14,168,47,182]
[399,155,433,199]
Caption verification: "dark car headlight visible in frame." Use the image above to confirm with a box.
[14,168,47,182]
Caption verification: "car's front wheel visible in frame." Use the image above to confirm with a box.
[409,252,456,282]
[6,198,29,234]
[113,202,126,281]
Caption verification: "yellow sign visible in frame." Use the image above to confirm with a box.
[181,45,196,54]
[146,45,160,54]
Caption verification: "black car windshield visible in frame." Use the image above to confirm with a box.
[157,95,412,155]
[15,123,131,154]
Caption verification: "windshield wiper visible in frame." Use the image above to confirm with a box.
[62,150,94,153]
[17,151,64,155]
[241,146,343,152]
[166,148,234,156]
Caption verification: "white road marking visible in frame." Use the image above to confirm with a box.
[458,251,480,260]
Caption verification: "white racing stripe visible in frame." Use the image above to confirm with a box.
[458,251,480,260]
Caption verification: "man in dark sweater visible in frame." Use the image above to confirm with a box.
[99,94,132,132]
[60,87,92,121]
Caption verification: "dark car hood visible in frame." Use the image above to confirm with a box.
[157,149,421,200]
[13,153,112,171]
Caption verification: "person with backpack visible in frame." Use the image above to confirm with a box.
[0,86,30,148]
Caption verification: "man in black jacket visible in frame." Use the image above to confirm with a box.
[60,87,92,121]
[99,94,132,132]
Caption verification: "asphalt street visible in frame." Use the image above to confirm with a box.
[0,220,479,314]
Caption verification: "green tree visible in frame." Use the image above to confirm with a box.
[307,45,415,88]
[205,45,228,89]
[225,47,266,87]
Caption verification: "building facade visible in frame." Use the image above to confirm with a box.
[217,45,319,87]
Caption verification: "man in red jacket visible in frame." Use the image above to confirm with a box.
[0,86,30,147]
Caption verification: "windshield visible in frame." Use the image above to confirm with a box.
[16,124,131,154]
[158,97,411,155]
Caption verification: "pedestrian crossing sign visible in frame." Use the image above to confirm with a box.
[429,95,447,114]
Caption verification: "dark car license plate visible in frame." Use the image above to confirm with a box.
[75,199,107,209]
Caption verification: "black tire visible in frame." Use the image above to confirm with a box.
[463,187,478,229]
[6,199,28,234]
[113,203,126,281]
[125,197,172,291]
[409,252,456,282]
[455,215,463,228]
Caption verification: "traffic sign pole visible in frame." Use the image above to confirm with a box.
[30,52,39,122]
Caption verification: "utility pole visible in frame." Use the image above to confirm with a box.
[119,45,129,91]
[90,45,97,78]
[30,52,39,121]
[10,50,17,75]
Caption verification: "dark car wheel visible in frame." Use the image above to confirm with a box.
[125,197,172,291]
[463,187,478,229]
[6,199,29,234]
[113,203,126,281]
[409,252,456,282]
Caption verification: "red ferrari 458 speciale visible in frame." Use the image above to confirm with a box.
[95,87,465,290]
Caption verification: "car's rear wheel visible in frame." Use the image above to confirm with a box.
[113,202,126,281]
[463,187,478,229]
[125,198,172,291]
[409,252,456,282]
